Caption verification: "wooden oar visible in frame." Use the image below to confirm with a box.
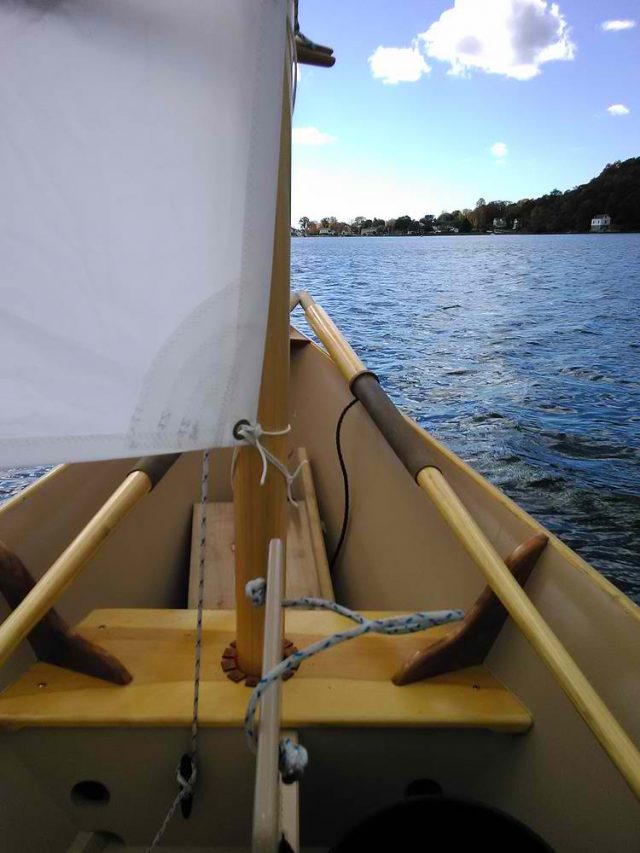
[293,290,640,801]
[0,454,179,671]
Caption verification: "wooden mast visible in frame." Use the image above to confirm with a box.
[233,64,291,681]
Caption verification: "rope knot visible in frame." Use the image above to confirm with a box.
[176,755,197,797]
[232,420,307,505]
[243,596,464,787]
[279,737,308,785]
[245,577,267,607]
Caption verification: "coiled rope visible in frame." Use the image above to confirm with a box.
[243,579,464,783]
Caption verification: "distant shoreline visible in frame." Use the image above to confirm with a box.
[294,158,640,238]
[292,230,638,238]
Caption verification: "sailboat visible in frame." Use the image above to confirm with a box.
[0,2,638,851]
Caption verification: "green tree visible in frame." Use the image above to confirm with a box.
[530,205,551,233]
[394,215,414,234]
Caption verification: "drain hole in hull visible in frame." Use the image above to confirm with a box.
[70,780,110,807]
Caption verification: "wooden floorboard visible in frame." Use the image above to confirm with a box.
[188,450,333,608]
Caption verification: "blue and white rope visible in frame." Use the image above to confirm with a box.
[243,581,464,783]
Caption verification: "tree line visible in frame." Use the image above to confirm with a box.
[297,157,640,236]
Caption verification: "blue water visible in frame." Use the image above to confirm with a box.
[1,234,638,603]
[292,234,640,604]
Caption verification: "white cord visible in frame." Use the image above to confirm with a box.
[232,422,308,505]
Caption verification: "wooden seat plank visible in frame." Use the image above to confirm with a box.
[188,450,333,608]
[0,609,531,732]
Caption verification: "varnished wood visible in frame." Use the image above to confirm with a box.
[0,542,130,685]
[189,504,236,609]
[295,39,336,68]
[0,608,531,732]
[253,539,285,852]
[234,65,292,677]
[296,449,334,600]
[297,291,640,801]
[299,291,365,382]
[188,500,331,609]
[417,466,640,800]
[393,534,548,685]
[0,470,151,670]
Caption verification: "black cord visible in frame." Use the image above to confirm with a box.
[329,398,359,572]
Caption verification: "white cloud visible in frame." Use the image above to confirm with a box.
[292,126,335,146]
[368,45,431,84]
[601,20,635,32]
[419,0,575,80]
[607,104,630,116]
[491,141,509,157]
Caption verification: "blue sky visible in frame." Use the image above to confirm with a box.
[291,0,639,224]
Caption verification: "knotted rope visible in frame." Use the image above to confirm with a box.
[232,422,307,505]
[244,581,464,783]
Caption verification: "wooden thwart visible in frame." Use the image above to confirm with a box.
[393,534,549,685]
[0,542,131,685]
[0,608,531,732]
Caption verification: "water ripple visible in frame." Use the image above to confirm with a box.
[293,234,640,604]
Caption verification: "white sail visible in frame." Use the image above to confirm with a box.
[0,0,288,465]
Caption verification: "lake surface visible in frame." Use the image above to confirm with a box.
[1,234,638,604]
[292,234,640,604]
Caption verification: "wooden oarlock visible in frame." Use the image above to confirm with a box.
[0,454,179,671]
[0,541,131,684]
[233,64,292,681]
[292,291,640,802]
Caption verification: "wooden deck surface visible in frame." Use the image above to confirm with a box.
[0,608,532,732]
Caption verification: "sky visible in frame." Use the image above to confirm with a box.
[291,0,639,225]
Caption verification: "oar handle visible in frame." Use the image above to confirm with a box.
[293,290,640,801]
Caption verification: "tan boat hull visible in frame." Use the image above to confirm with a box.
[0,336,638,851]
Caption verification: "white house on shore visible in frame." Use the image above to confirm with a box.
[591,213,611,232]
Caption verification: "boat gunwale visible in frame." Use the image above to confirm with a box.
[290,323,640,625]
[0,465,67,520]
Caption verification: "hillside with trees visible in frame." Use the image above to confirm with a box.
[297,157,640,236]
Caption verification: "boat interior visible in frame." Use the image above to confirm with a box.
[0,326,638,852]
[0,4,638,850]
